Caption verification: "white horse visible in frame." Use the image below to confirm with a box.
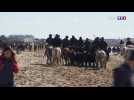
[44,44,62,66]
[120,43,126,56]
[53,47,62,66]
[95,49,107,69]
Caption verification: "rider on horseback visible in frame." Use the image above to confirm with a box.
[99,37,109,61]
[126,38,133,46]
[62,36,70,48]
[46,34,54,46]
[53,34,62,48]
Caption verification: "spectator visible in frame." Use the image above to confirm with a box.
[113,50,134,87]
[0,46,19,87]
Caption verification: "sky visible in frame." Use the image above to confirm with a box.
[0,12,134,39]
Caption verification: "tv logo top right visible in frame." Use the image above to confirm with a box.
[117,16,127,20]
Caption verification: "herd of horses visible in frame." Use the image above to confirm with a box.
[0,39,133,70]
[44,45,108,69]
[44,44,134,69]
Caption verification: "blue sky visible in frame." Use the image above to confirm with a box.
[0,12,134,39]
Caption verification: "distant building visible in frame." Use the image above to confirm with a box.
[24,35,34,43]
[8,35,34,43]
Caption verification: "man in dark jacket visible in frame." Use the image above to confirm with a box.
[99,37,108,50]
[70,35,78,47]
[120,40,124,45]
[53,34,62,47]
[83,38,91,50]
[46,34,54,46]
[77,37,83,48]
[126,38,133,46]
[62,36,70,48]
[91,37,100,51]
[113,50,134,87]
[99,37,109,60]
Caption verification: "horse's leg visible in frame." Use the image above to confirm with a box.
[88,60,91,67]
[70,55,73,66]
[58,56,61,66]
[102,59,105,69]
[67,57,70,66]
[61,55,63,65]
[103,57,107,69]
[96,61,100,69]
[56,57,57,66]
[68,57,70,66]
[52,56,54,65]
[97,59,99,68]
[104,61,107,69]
[60,56,62,66]
[63,56,66,66]
[63,57,65,66]
[100,60,103,68]
[47,55,50,64]
[65,58,67,66]
[54,56,56,66]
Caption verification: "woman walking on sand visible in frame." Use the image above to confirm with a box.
[0,46,19,87]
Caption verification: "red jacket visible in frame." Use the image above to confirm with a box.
[0,55,19,73]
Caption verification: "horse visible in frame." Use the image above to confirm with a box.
[53,47,62,66]
[120,44,126,56]
[44,45,54,65]
[95,49,107,69]
[61,47,71,66]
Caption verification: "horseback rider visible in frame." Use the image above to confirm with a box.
[120,40,124,45]
[53,34,62,47]
[84,38,91,48]
[70,35,78,48]
[62,36,70,48]
[126,38,133,46]
[99,37,108,51]
[92,37,100,51]
[78,37,84,48]
[99,37,109,60]
[46,34,54,46]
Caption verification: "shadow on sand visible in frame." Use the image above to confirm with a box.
[30,63,101,70]
[30,63,56,67]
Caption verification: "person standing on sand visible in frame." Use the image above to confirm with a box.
[113,50,134,87]
[0,46,19,87]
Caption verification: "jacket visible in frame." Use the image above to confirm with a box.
[113,63,133,87]
[0,55,19,73]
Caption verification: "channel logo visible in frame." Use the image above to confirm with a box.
[117,16,127,20]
